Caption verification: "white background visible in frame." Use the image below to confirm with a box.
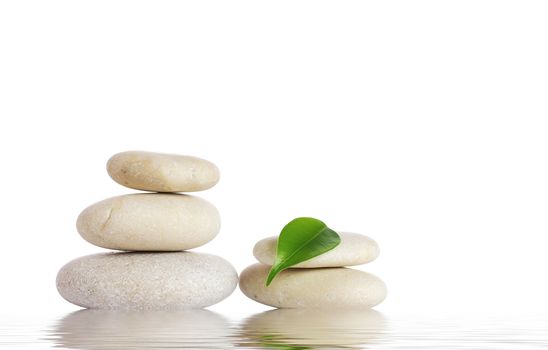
[1,1,547,319]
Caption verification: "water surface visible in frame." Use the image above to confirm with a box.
[0,310,546,349]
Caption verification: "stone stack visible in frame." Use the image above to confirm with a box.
[56,151,238,310]
[239,232,387,308]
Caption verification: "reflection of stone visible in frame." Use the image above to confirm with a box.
[48,309,233,349]
[239,308,386,349]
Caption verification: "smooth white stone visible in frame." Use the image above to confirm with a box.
[52,309,232,349]
[56,252,238,310]
[241,308,385,347]
[76,193,220,251]
[253,232,379,268]
[107,151,220,192]
[239,263,387,308]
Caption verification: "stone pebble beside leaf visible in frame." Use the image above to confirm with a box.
[240,216,387,309]
[240,263,387,308]
[254,232,379,268]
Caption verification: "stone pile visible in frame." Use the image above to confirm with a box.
[56,151,238,309]
[239,232,387,308]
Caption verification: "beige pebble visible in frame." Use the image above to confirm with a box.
[56,252,238,310]
[239,263,387,308]
[253,232,379,268]
[107,151,220,192]
[76,193,220,251]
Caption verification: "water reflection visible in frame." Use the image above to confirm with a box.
[47,309,233,349]
[239,308,386,349]
[40,309,548,349]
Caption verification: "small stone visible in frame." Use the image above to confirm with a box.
[239,263,387,308]
[253,232,379,268]
[56,252,238,309]
[76,193,220,251]
[107,151,220,192]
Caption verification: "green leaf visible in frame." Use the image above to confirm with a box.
[266,217,341,286]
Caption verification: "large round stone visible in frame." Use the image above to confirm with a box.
[56,252,238,309]
[107,151,220,192]
[253,232,379,268]
[76,193,220,251]
[239,263,386,308]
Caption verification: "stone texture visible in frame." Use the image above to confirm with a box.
[56,252,238,310]
[239,263,387,308]
[76,193,220,251]
[107,151,220,192]
[253,232,379,268]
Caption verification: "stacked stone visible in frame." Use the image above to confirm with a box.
[56,151,238,310]
[240,232,387,308]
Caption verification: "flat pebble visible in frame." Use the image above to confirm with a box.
[253,232,379,268]
[107,151,220,192]
[239,263,387,308]
[76,193,220,251]
[56,252,238,309]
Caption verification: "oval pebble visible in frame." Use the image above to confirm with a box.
[56,252,238,310]
[253,232,379,268]
[239,263,387,308]
[76,193,220,251]
[107,151,220,192]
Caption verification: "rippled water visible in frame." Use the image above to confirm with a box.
[0,310,546,349]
